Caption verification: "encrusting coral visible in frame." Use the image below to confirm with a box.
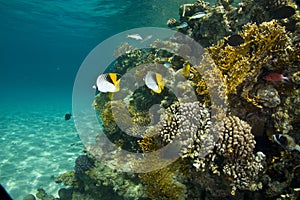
[272,89,300,134]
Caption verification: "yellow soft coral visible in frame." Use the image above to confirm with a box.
[139,160,187,200]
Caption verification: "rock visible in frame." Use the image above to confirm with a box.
[23,194,36,200]
[58,188,73,200]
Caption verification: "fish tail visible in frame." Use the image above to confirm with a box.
[283,76,290,82]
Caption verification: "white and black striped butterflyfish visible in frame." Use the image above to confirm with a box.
[144,71,164,94]
[93,73,121,93]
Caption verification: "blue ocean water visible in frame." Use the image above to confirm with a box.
[0,0,210,199]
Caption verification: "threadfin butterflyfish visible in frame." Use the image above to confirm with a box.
[144,71,164,94]
[93,73,120,93]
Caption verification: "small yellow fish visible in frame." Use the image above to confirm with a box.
[93,73,120,93]
[144,71,164,94]
[182,62,191,78]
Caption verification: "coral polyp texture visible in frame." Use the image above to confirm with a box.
[159,101,214,161]
[216,116,255,160]
[139,160,188,200]
[191,115,264,195]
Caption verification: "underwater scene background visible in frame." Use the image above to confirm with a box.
[1,0,300,200]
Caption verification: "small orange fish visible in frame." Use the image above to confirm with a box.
[262,72,289,82]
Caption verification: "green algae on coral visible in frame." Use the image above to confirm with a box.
[139,159,188,200]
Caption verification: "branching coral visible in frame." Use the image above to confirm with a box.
[207,20,294,107]
[136,101,212,200]
[222,153,265,195]
[216,116,256,160]
[139,159,188,200]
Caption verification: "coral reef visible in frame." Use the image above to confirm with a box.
[54,171,78,188]
[54,152,146,200]
[216,116,255,160]
[85,161,146,199]
[35,0,300,200]
[36,188,55,200]
[272,89,300,134]
[176,0,299,46]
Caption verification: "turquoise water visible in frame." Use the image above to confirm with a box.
[0,0,202,199]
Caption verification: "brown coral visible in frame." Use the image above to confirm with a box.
[207,20,294,107]
[139,159,187,200]
[216,115,256,160]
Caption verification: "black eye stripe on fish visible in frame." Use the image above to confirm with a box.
[106,73,116,85]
